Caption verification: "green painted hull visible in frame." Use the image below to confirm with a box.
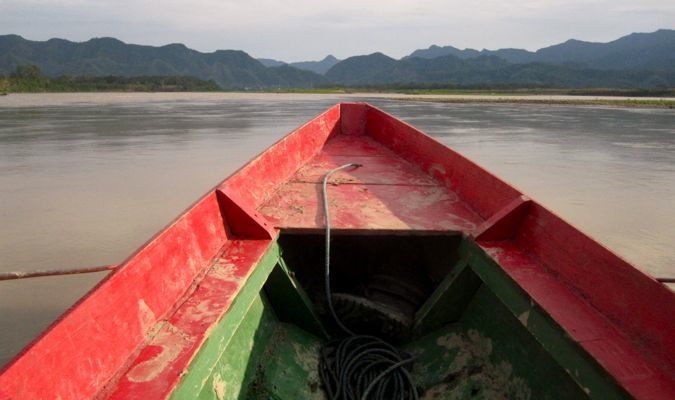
[168,235,629,400]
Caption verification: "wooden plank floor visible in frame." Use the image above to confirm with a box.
[259,135,483,232]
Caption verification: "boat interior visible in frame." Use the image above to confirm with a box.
[1,103,672,400]
[229,231,598,399]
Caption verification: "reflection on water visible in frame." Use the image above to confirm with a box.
[1,93,674,366]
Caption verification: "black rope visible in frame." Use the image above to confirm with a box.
[318,164,419,400]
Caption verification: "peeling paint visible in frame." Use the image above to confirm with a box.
[436,332,466,351]
[417,330,531,400]
[291,341,322,383]
[137,299,156,333]
[210,261,239,282]
[127,324,190,383]
[518,310,530,326]
[484,246,504,258]
[401,188,451,209]
[428,163,447,178]
[212,373,226,399]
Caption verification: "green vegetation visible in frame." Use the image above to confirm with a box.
[265,84,675,97]
[394,96,675,109]
[2,66,672,109]
[0,65,222,93]
[323,53,675,88]
[0,35,325,90]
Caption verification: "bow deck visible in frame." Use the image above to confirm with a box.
[259,135,481,232]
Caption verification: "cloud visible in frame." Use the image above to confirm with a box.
[1,0,673,60]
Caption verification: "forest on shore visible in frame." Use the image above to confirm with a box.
[0,65,221,93]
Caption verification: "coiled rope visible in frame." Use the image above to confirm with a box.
[318,163,419,400]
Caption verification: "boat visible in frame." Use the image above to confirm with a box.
[0,102,673,399]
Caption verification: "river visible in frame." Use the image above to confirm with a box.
[1,93,673,366]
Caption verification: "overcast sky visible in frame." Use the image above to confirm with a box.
[1,0,673,62]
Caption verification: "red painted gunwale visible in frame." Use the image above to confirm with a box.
[0,103,673,400]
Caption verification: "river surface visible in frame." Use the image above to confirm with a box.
[1,93,674,366]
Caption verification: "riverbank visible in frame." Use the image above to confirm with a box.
[2,91,674,109]
[259,86,675,108]
[386,94,675,109]
[0,70,222,93]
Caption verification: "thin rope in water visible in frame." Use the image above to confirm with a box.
[0,264,118,281]
[319,163,419,400]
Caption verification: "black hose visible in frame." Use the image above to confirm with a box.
[319,164,419,400]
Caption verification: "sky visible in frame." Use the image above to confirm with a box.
[1,0,674,62]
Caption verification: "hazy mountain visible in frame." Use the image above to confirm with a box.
[257,55,341,75]
[0,35,326,89]
[405,45,481,60]
[325,53,674,87]
[257,58,286,67]
[406,45,538,63]
[289,55,341,75]
[535,30,675,70]
[324,53,398,83]
[485,49,536,64]
[405,29,675,70]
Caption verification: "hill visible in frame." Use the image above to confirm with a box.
[0,35,326,89]
[289,55,341,75]
[325,53,674,88]
[257,58,286,67]
[325,53,398,84]
[405,29,675,70]
[257,55,341,75]
[0,65,222,92]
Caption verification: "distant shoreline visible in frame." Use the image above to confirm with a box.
[385,94,675,109]
[2,92,674,109]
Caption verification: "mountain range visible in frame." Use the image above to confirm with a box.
[405,30,675,70]
[0,35,323,89]
[1,30,673,89]
[323,52,673,88]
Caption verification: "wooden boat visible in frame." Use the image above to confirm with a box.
[0,103,673,399]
